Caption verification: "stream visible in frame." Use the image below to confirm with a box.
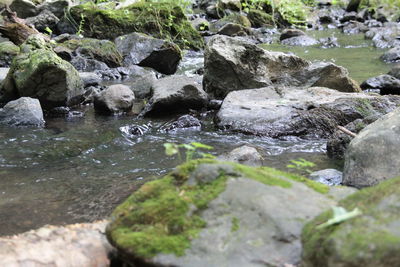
[0,29,394,236]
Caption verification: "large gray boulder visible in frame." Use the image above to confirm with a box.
[94,84,135,115]
[0,97,44,127]
[343,107,400,188]
[216,86,400,137]
[203,35,360,98]
[0,35,84,108]
[141,75,208,116]
[107,160,344,267]
[115,32,182,75]
[302,176,400,267]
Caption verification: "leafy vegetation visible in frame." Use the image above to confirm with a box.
[287,158,316,175]
[164,142,215,162]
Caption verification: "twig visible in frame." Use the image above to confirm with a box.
[337,125,357,138]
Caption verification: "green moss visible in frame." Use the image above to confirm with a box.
[355,98,374,117]
[219,13,252,28]
[231,217,240,232]
[69,1,204,50]
[247,9,274,28]
[60,38,122,67]
[234,164,292,188]
[0,41,20,57]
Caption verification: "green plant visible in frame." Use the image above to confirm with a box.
[316,206,362,229]
[76,13,85,36]
[287,158,316,174]
[164,142,215,162]
[44,27,53,35]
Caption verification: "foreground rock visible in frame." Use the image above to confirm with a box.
[361,74,400,95]
[0,97,44,126]
[302,176,400,267]
[0,41,20,67]
[343,107,400,188]
[218,145,263,166]
[94,84,135,115]
[141,75,208,116]
[107,159,342,266]
[0,221,113,267]
[216,86,400,138]
[203,35,360,98]
[0,35,84,108]
[115,32,181,75]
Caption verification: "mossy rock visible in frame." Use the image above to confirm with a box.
[59,38,123,68]
[0,41,20,67]
[0,35,84,108]
[106,159,342,266]
[247,9,274,28]
[69,2,204,50]
[213,13,252,31]
[302,176,400,267]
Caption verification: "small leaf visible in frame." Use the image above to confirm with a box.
[180,144,195,151]
[316,206,362,229]
[190,142,213,150]
[164,143,179,156]
[199,152,216,159]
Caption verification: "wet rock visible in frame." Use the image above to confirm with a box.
[281,35,319,46]
[159,114,201,132]
[191,18,209,31]
[115,32,182,75]
[216,86,400,138]
[388,66,400,79]
[0,68,9,84]
[141,75,208,117]
[218,145,263,166]
[10,0,38,18]
[217,23,251,37]
[380,46,400,62]
[0,97,44,127]
[0,35,84,108]
[342,21,368,34]
[0,221,113,267]
[365,23,400,49]
[37,0,70,19]
[343,107,400,188]
[302,176,400,267]
[361,74,400,95]
[309,169,343,186]
[0,41,20,67]
[319,36,339,48]
[218,0,241,11]
[121,66,157,99]
[203,35,360,98]
[208,99,223,110]
[94,84,135,115]
[106,160,337,267]
[177,50,204,76]
[120,123,151,137]
[95,68,123,80]
[79,72,101,88]
[280,29,307,41]
[26,10,59,32]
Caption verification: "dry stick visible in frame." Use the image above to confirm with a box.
[337,125,357,138]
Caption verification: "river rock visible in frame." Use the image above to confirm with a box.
[218,145,263,166]
[343,107,400,188]
[218,0,241,11]
[361,74,400,95]
[247,9,274,28]
[302,176,400,267]
[106,160,337,267]
[159,114,201,132]
[309,169,343,186]
[203,35,360,98]
[79,72,101,88]
[25,10,60,32]
[37,0,70,18]
[216,86,400,137]
[0,221,113,267]
[365,23,400,49]
[280,29,306,41]
[0,35,84,108]
[141,75,208,117]
[115,32,182,75]
[9,0,39,18]
[281,36,319,46]
[217,23,251,37]
[0,68,9,84]
[0,97,44,126]
[380,46,400,62]
[0,41,20,67]
[388,66,400,79]
[94,84,135,115]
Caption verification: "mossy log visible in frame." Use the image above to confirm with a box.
[0,6,42,45]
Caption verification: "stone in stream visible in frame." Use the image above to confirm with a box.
[94,84,135,115]
[365,23,400,49]
[309,169,343,186]
[203,35,360,98]
[343,107,400,188]
[302,176,400,267]
[216,86,400,138]
[0,97,44,127]
[0,35,84,108]
[217,23,251,37]
[25,10,60,33]
[115,32,182,75]
[0,221,113,267]
[106,159,356,267]
[140,75,208,117]
[218,145,263,166]
[9,0,39,18]
[0,41,20,67]
[381,46,400,62]
[279,29,319,46]
[79,72,101,88]
[158,114,202,132]
[360,74,400,95]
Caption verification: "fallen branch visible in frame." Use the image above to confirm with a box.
[337,125,357,138]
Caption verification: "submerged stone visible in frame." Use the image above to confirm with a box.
[0,97,44,127]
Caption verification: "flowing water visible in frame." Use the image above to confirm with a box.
[0,30,393,236]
